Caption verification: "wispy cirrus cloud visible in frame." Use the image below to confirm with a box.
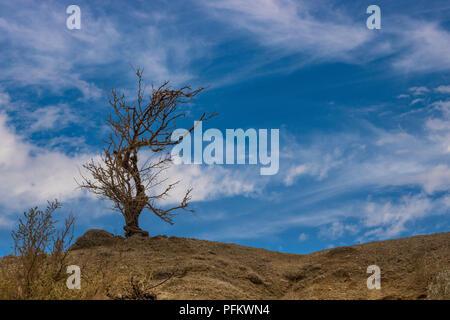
[25,104,81,133]
[203,0,370,58]
[200,0,373,79]
[435,85,450,94]
[201,0,450,76]
[1,0,448,102]
[0,0,208,100]
[362,194,446,239]
[392,21,450,73]
[409,86,430,96]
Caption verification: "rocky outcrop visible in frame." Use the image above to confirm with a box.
[69,229,118,250]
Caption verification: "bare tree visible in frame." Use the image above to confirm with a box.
[78,69,216,237]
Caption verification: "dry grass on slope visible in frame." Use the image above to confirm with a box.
[1,230,449,300]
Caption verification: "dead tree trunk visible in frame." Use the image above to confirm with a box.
[124,211,148,237]
[123,150,149,237]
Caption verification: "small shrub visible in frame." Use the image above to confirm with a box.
[107,269,177,300]
[4,200,75,299]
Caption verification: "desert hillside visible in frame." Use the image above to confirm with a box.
[2,231,450,299]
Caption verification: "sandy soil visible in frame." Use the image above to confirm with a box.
[61,230,450,300]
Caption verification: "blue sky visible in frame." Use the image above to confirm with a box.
[0,0,449,256]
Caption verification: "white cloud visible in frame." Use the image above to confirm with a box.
[432,100,450,115]
[0,113,92,210]
[410,98,424,105]
[0,90,10,106]
[298,232,308,241]
[417,164,450,194]
[392,22,450,73]
[202,0,371,65]
[284,164,309,186]
[434,85,450,94]
[202,1,450,76]
[426,118,450,131]
[0,215,14,228]
[282,143,345,186]
[0,9,105,99]
[319,221,358,240]
[199,208,349,240]
[409,86,430,96]
[26,104,80,133]
[283,97,450,195]
[1,0,447,103]
[363,194,433,239]
[0,1,207,100]
[160,164,262,204]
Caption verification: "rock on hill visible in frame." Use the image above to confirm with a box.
[64,230,450,300]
